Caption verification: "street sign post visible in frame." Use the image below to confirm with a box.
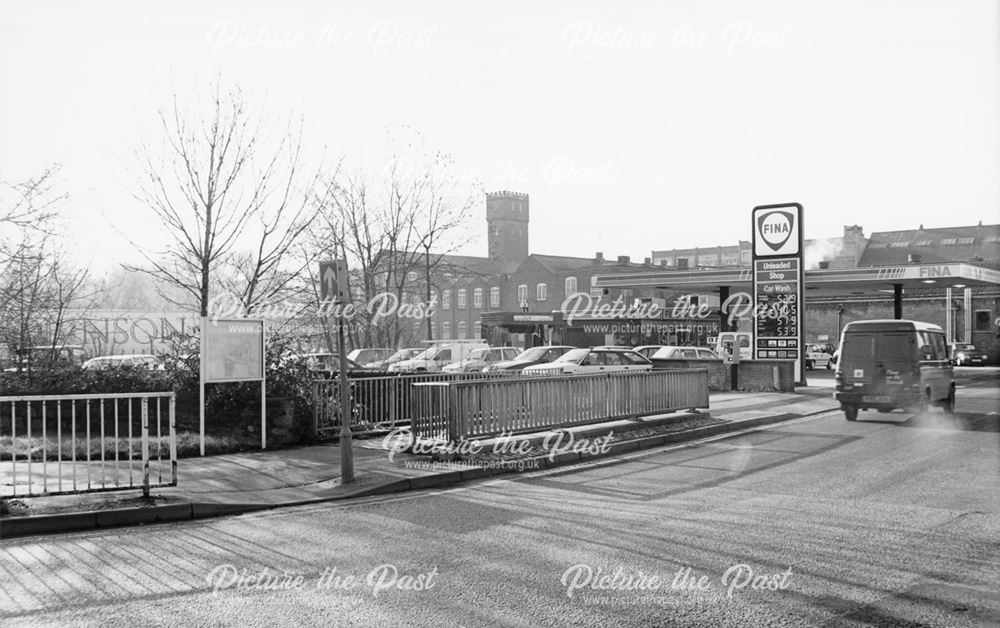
[752,203,805,384]
[319,260,349,303]
[320,260,354,484]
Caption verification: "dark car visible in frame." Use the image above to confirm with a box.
[948,342,988,366]
[483,345,574,372]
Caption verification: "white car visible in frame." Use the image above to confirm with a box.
[804,344,836,370]
[442,347,520,373]
[650,346,720,361]
[388,341,489,373]
[523,347,653,376]
[82,354,164,371]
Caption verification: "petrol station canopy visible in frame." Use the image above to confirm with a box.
[592,261,1000,309]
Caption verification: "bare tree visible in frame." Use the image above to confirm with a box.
[128,84,321,319]
[0,165,64,262]
[311,130,479,349]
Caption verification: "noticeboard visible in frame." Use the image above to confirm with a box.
[203,319,264,383]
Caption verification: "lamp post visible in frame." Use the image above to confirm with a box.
[836,303,844,345]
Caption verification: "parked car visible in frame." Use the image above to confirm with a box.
[483,345,575,372]
[347,348,395,367]
[388,341,489,373]
[442,347,520,373]
[523,347,652,376]
[834,319,954,421]
[5,344,87,372]
[948,342,988,366]
[82,354,164,371]
[633,345,667,359]
[650,346,720,361]
[805,343,836,370]
[366,348,423,370]
[290,353,363,378]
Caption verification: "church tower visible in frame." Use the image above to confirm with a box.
[486,191,529,266]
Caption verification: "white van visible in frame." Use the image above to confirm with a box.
[387,340,489,373]
[714,332,752,361]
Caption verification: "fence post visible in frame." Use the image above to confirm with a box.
[447,383,460,443]
[169,394,178,486]
[141,396,150,498]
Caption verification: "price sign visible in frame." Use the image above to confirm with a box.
[751,202,804,367]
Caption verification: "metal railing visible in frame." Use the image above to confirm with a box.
[311,371,518,435]
[0,392,177,497]
[411,369,710,442]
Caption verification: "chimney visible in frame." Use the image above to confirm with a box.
[818,261,830,269]
[617,255,630,264]
[644,257,652,266]
[677,258,689,270]
[594,252,604,264]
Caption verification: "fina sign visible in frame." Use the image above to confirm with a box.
[753,204,802,257]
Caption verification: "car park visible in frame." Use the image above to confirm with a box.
[948,342,988,366]
[834,319,954,421]
[650,346,720,361]
[82,354,164,371]
[442,347,520,373]
[483,345,575,372]
[523,347,652,376]
[805,343,836,370]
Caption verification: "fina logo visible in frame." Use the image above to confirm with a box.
[757,210,795,252]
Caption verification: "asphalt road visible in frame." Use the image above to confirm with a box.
[1,375,997,627]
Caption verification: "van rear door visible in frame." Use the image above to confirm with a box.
[840,332,884,400]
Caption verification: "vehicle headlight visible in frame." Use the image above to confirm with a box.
[958,352,966,359]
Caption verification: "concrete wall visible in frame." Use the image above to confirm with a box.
[651,359,795,392]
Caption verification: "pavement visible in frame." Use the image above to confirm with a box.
[0,382,839,539]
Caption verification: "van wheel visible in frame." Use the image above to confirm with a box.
[825,361,832,370]
[919,390,931,414]
[941,387,955,414]
[806,360,814,370]
[844,405,858,421]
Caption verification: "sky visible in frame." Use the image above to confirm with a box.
[1,0,998,272]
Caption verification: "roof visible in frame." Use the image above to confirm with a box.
[843,319,944,332]
[528,253,653,274]
[859,223,1000,266]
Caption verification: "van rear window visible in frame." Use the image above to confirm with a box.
[842,334,874,361]
[878,333,915,361]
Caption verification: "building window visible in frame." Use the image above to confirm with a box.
[590,276,602,297]
[441,321,451,339]
[457,289,467,309]
[536,283,547,301]
[458,321,467,339]
[975,310,992,331]
[517,284,528,302]
[473,288,483,309]
[473,321,482,339]
[565,276,577,295]
[442,289,451,310]
[406,271,418,282]
[490,287,500,308]
[443,272,452,283]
